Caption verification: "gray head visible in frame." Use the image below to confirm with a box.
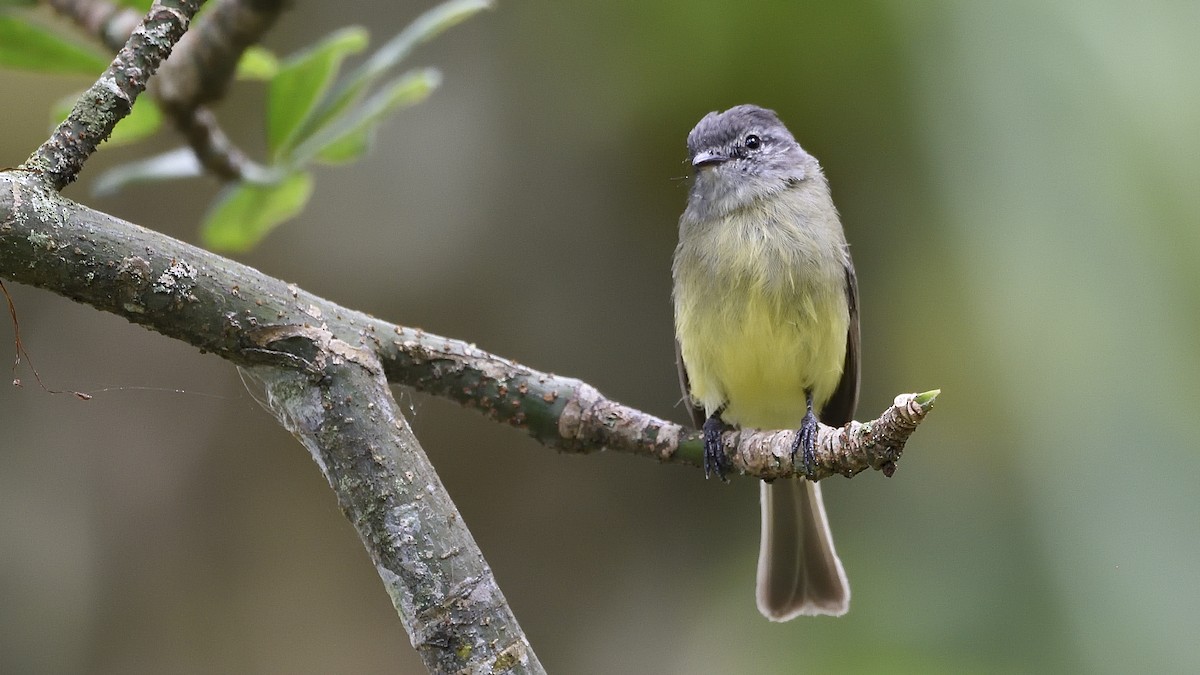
[684,104,821,217]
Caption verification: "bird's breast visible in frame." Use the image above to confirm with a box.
[673,207,849,429]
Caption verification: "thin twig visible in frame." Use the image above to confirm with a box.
[152,0,286,181]
[0,279,92,399]
[24,0,204,190]
[44,0,280,183]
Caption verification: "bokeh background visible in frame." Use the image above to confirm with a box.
[2,1,1198,673]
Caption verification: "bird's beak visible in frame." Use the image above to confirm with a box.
[691,150,727,169]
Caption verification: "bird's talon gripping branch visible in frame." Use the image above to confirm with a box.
[790,391,819,479]
[702,413,731,482]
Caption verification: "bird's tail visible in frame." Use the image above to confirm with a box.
[756,479,850,620]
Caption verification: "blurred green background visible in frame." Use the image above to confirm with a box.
[2,1,1198,673]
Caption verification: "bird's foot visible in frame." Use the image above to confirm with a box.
[790,408,819,479]
[702,413,731,483]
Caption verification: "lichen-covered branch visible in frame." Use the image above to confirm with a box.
[24,0,204,190]
[0,169,549,672]
[0,172,938,482]
[45,0,282,182]
[242,332,543,674]
[374,326,936,481]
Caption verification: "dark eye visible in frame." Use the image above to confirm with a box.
[744,134,761,149]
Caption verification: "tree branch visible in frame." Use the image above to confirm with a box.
[0,158,934,673]
[154,0,287,107]
[25,0,205,190]
[45,0,282,182]
[152,0,286,181]
[0,171,936,482]
[242,335,542,673]
[4,3,934,671]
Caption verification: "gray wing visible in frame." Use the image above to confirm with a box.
[675,339,707,428]
[820,258,860,427]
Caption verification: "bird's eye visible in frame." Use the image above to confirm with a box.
[744,134,761,150]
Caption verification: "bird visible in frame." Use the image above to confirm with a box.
[672,104,859,619]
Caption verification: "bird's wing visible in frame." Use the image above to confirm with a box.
[675,338,707,428]
[820,257,860,427]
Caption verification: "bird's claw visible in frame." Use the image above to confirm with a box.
[702,414,731,483]
[790,408,819,479]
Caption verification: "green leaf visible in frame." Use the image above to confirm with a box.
[91,147,202,197]
[310,128,371,166]
[305,68,441,165]
[236,46,280,81]
[297,0,490,143]
[51,91,163,147]
[111,0,153,10]
[914,389,942,407]
[201,172,314,252]
[267,27,368,160]
[0,15,110,74]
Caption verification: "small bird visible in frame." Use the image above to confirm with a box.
[672,104,859,619]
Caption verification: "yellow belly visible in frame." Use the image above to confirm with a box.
[673,197,850,430]
[678,286,847,430]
